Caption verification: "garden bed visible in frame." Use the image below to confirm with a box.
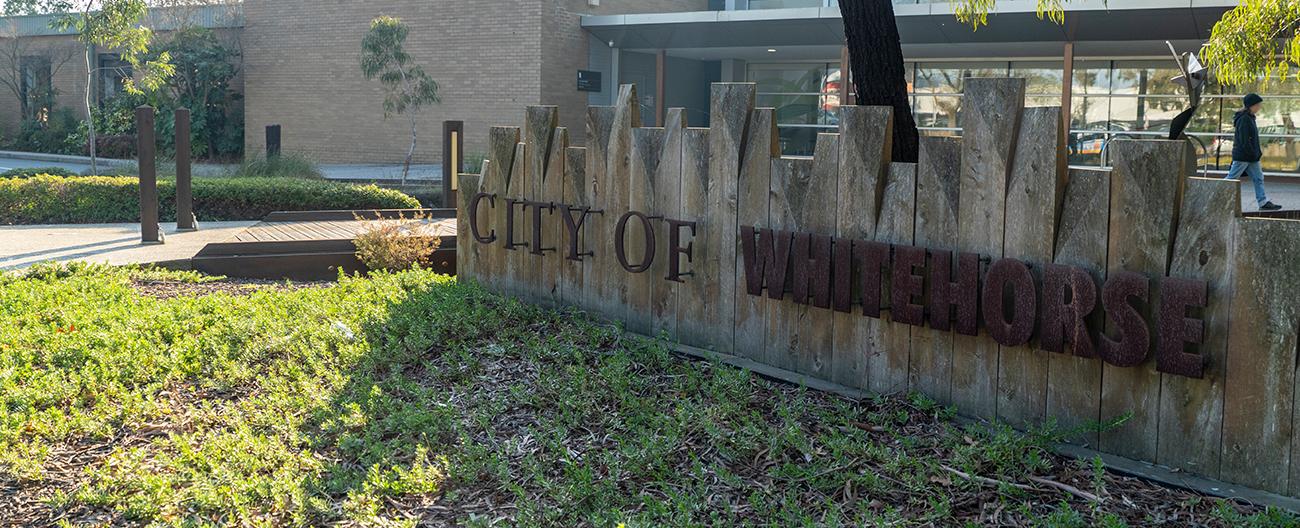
[0,264,1294,526]
[0,174,420,225]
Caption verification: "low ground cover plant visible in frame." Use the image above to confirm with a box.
[0,174,420,224]
[0,264,1293,526]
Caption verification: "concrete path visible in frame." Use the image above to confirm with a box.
[0,222,256,271]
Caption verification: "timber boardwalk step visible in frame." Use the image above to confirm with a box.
[192,209,457,280]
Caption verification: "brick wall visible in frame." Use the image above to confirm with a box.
[241,0,545,165]
[0,34,87,139]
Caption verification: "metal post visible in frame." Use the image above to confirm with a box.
[266,124,281,158]
[655,49,666,126]
[442,120,464,208]
[175,108,196,231]
[136,106,162,244]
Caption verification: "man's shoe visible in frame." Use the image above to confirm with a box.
[1261,201,1283,211]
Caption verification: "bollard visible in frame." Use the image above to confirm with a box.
[175,108,196,231]
[442,120,464,208]
[266,124,281,159]
[136,106,162,244]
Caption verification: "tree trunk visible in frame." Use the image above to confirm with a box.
[83,43,98,175]
[404,113,417,186]
[840,0,919,163]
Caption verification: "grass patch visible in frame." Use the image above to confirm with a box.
[0,174,420,224]
[0,264,1294,526]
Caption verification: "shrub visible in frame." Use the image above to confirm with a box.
[353,212,442,271]
[1,167,79,178]
[1,109,82,155]
[0,175,421,225]
[231,153,323,179]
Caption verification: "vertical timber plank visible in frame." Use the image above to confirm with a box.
[1099,139,1183,462]
[602,85,641,324]
[651,109,686,339]
[765,134,838,376]
[559,147,588,307]
[522,107,558,303]
[1220,218,1300,494]
[735,108,778,361]
[910,136,962,404]
[484,127,521,293]
[833,105,893,390]
[583,107,616,315]
[870,162,917,395]
[1047,168,1110,446]
[456,170,485,283]
[678,127,718,349]
[952,77,1025,419]
[541,126,568,306]
[504,142,529,299]
[712,83,756,354]
[1157,177,1238,477]
[997,106,1062,428]
[628,126,667,335]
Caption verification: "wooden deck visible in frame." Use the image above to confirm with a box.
[230,218,456,243]
[191,209,458,280]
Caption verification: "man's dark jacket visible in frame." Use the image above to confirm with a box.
[1233,109,1263,162]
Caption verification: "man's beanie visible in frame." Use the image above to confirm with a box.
[1244,93,1264,108]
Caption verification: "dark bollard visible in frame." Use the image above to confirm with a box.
[266,124,281,159]
[136,106,162,244]
[442,120,463,208]
[175,108,196,231]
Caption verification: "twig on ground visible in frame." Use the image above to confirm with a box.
[1028,475,1104,503]
[940,465,1034,492]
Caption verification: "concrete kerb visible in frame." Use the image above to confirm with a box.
[0,150,134,168]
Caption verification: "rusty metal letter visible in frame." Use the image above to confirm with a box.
[527,200,556,256]
[741,226,794,300]
[470,192,497,244]
[666,219,697,283]
[791,233,832,308]
[929,250,980,336]
[891,245,926,326]
[559,205,592,261]
[615,211,656,273]
[856,240,890,318]
[1098,270,1151,367]
[1156,276,1208,378]
[982,257,1037,347]
[1041,264,1098,357]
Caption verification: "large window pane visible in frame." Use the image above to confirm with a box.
[748,63,825,94]
[1072,60,1112,95]
[758,94,820,125]
[1072,96,1110,130]
[777,126,822,156]
[914,95,962,129]
[1112,60,1183,96]
[1069,131,1107,166]
[1011,61,1063,96]
[1109,96,1187,133]
[914,62,1007,94]
[749,0,823,8]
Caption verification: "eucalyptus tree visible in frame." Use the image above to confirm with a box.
[361,16,440,185]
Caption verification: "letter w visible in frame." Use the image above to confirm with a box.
[741,226,793,300]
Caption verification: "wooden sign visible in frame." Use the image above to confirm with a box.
[458,80,1300,499]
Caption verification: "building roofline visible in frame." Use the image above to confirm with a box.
[582,0,1238,49]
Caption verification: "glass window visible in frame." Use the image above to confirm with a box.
[914,61,1008,94]
[1071,61,1112,95]
[748,63,825,94]
[1109,95,1188,134]
[777,126,820,156]
[97,54,132,105]
[19,56,52,120]
[748,0,824,8]
[1071,96,1110,130]
[1011,61,1063,96]
[1112,60,1183,96]
[913,95,962,129]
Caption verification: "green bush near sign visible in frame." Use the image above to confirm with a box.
[0,174,420,224]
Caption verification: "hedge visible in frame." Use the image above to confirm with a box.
[0,175,422,225]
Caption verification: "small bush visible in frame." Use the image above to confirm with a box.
[353,212,442,271]
[0,175,421,225]
[1,167,79,178]
[232,153,322,179]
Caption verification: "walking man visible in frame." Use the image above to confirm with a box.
[1226,93,1282,211]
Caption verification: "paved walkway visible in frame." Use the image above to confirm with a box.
[0,222,256,271]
